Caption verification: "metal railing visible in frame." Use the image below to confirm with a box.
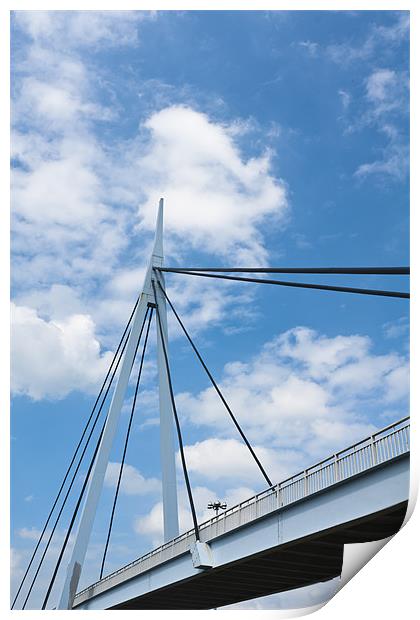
[75,416,409,602]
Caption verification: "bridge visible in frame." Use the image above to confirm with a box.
[12,200,410,610]
[73,417,409,609]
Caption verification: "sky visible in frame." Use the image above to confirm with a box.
[10,9,410,611]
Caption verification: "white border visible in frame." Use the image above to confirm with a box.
[2,2,417,619]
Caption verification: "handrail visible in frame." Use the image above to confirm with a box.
[75,416,409,600]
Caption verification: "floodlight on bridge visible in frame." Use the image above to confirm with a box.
[208,501,227,516]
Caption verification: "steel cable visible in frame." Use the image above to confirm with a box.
[13,297,139,610]
[41,307,150,609]
[22,328,132,609]
[99,307,154,579]
[154,273,273,488]
[151,279,200,541]
[159,266,410,275]
[158,269,409,299]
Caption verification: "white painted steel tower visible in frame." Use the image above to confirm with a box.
[57,199,179,610]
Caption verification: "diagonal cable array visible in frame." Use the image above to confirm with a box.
[41,308,150,609]
[22,330,130,610]
[17,257,409,608]
[13,296,140,610]
[154,270,273,487]
[100,307,154,579]
[151,262,409,493]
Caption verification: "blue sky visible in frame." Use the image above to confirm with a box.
[10,10,409,610]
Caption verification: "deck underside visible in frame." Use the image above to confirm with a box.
[110,501,407,610]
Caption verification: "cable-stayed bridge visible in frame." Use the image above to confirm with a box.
[12,200,410,610]
[74,418,409,610]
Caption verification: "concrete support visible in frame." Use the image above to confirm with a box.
[190,541,214,569]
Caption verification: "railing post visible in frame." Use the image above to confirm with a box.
[405,426,410,451]
[370,435,377,465]
[334,454,339,482]
[304,470,308,496]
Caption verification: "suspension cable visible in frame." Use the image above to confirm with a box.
[13,296,139,610]
[41,307,150,610]
[154,273,273,488]
[42,417,108,609]
[159,269,410,299]
[100,307,154,579]
[151,279,200,541]
[159,266,410,275]
[22,328,132,609]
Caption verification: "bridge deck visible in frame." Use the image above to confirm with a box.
[74,417,409,610]
[110,501,407,609]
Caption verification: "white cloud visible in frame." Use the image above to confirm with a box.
[133,483,256,546]
[176,327,408,464]
[338,89,351,110]
[328,353,403,393]
[134,501,165,542]
[298,40,319,56]
[135,105,289,265]
[12,13,289,362]
[354,69,408,180]
[11,46,130,290]
[11,303,113,400]
[16,76,110,128]
[383,316,409,340]
[16,285,85,321]
[180,438,299,485]
[104,462,160,495]
[11,14,146,308]
[354,144,408,180]
[18,527,46,541]
[105,266,148,299]
[273,326,369,379]
[13,10,153,49]
[163,269,257,337]
[12,40,111,132]
[366,69,397,102]
[12,11,287,406]
[383,364,409,403]
[11,548,23,576]
[10,264,254,403]
[311,14,409,182]
[13,141,106,226]
[375,12,410,43]
[133,489,210,546]
[325,13,409,67]
[133,500,202,548]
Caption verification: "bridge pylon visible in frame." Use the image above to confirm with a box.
[57,199,179,610]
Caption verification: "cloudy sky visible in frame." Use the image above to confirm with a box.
[10,10,409,610]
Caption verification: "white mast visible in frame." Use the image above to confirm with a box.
[57,199,179,609]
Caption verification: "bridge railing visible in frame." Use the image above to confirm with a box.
[198,416,409,540]
[75,416,409,600]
